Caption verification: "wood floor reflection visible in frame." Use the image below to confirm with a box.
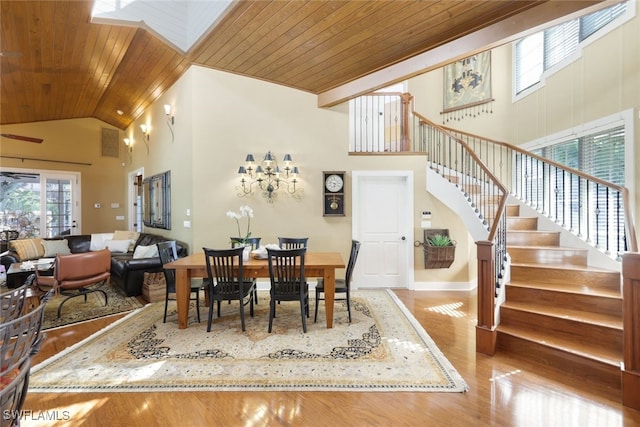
[24,290,640,426]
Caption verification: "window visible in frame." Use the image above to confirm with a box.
[514,33,543,94]
[515,1,630,95]
[532,126,626,252]
[533,126,625,186]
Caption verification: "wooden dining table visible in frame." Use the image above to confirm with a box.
[164,251,345,329]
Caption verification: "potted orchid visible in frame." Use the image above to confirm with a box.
[227,205,254,260]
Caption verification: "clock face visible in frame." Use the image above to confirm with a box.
[325,174,344,192]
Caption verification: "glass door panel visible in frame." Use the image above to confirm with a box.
[44,177,75,237]
[0,168,81,238]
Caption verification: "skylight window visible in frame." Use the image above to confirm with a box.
[91,0,233,53]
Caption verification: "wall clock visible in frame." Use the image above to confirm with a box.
[323,171,345,216]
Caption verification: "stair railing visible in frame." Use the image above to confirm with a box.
[351,92,638,357]
[441,126,638,258]
[412,112,638,356]
[412,112,509,355]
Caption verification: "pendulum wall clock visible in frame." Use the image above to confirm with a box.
[323,171,345,216]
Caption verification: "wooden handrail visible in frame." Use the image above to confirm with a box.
[413,111,509,240]
[441,125,628,191]
[441,125,638,253]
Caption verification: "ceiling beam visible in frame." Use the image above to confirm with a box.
[317,0,612,108]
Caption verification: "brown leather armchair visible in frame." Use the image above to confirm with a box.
[36,249,111,318]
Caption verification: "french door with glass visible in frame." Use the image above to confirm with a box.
[0,168,81,238]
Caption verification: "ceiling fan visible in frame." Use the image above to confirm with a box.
[1,133,43,143]
[0,171,40,182]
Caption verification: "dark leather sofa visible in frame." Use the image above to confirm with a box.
[1,233,188,296]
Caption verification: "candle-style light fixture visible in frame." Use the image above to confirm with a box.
[237,151,302,202]
[164,104,175,143]
[139,124,150,153]
[123,137,133,163]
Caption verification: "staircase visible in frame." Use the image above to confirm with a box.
[497,204,623,390]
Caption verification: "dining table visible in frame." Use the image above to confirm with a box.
[164,251,346,329]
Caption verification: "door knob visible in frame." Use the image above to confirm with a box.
[401,236,406,240]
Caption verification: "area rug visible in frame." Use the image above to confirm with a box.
[29,290,468,392]
[41,280,145,330]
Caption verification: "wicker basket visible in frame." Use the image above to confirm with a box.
[423,229,455,269]
[142,272,166,303]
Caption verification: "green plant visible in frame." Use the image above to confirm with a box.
[428,234,453,247]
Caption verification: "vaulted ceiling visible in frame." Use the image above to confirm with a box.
[0,0,605,131]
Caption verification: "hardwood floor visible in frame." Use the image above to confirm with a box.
[23,290,640,426]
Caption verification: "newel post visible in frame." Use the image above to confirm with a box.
[400,93,414,152]
[476,240,497,355]
[622,252,640,409]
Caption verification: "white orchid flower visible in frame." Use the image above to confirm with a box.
[226,211,241,220]
[228,206,253,244]
[240,205,254,218]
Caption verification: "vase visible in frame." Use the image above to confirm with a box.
[242,245,251,262]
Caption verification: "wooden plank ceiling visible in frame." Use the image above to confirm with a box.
[0,0,602,131]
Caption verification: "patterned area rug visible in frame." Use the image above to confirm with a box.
[29,290,468,392]
[41,280,144,330]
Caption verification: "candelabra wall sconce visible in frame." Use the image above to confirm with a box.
[164,104,175,143]
[237,151,303,203]
[139,124,150,153]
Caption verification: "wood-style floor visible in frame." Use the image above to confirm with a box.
[24,290,640,426]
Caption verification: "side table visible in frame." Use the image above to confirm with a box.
[6,263,35,289]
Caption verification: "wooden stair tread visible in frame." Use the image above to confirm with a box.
[499,200,624,390]
[508,229,558,233]
[510,262,618,273]
[497,324,621,366]
[508,244,587,251]
[508,281,621,299]
[501,301,622,329]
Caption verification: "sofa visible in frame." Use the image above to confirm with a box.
[0,232,188,297]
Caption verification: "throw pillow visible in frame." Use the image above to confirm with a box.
[104,239,131,253]
[113,230,140,252]
[41,239,71,257]
[89,233,114,251]
[133,244,159,259]
[8,238,45,261]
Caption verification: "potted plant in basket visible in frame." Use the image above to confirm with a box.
[424,233,456,269]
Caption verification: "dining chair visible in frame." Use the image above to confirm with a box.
[266,247,309,333]
[0,284,28,322]
[203,246,255,332]
[157,241,202,324]
[277,237,308,249]
[230,237,261,304]
[314,240,361,323]
[230,237,261,249]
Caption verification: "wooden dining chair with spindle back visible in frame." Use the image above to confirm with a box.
[203,246,255,332]
[315,240,361,323]
[230,237,261,304]
[158,241,203,324]
[277,237,308,249]
[266,247,309,333]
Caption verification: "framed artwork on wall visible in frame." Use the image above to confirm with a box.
[442,51,493,123]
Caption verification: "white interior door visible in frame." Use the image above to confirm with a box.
[352,171,413,288]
